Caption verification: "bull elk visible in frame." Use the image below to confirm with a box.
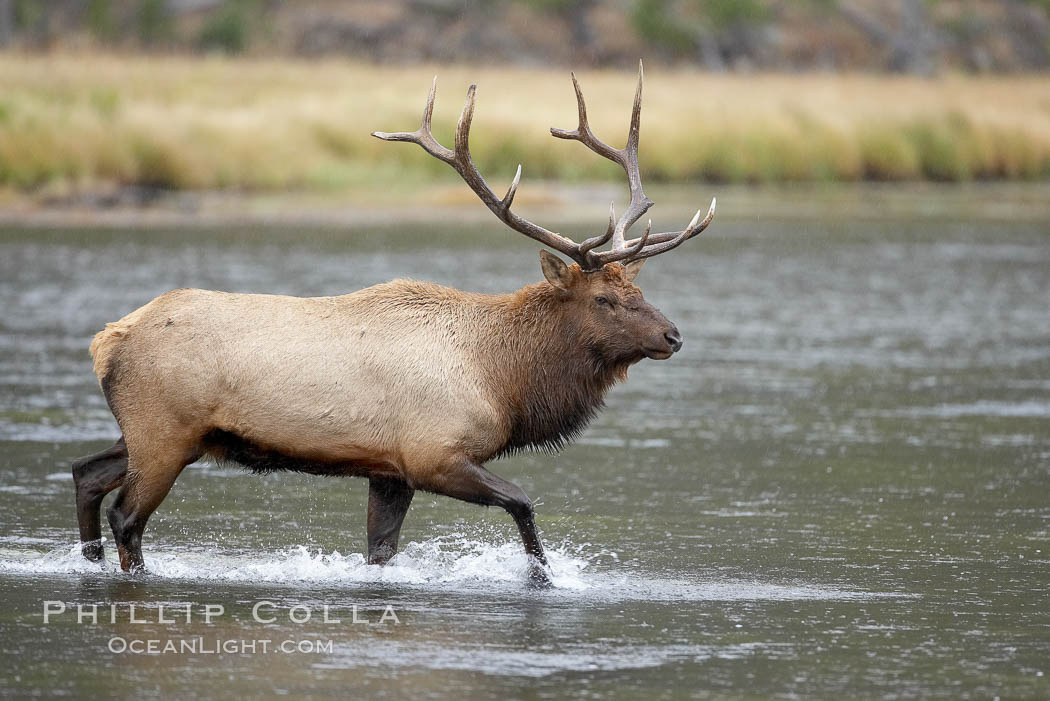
[72,62,715,586]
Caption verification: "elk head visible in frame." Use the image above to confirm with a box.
[539,252,682,364]
[373,61,714,361]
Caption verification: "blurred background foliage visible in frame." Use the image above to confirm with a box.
[0,0,1047,195]
[2,0,1049,73]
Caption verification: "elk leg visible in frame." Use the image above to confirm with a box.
[107,454,188,573]
[427,459,552,587]
[366,477,414,565]
[72,437,128,561]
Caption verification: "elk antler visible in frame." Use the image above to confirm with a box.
[372,61,716,271]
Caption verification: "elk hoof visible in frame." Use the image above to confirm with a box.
[525,559,554,589]
[81,539,104,562]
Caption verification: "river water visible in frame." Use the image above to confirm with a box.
[1,185,1048,698]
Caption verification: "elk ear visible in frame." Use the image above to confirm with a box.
[623,258,645,282]
[539,251,573,291]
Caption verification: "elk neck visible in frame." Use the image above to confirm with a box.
[481,281,630,458]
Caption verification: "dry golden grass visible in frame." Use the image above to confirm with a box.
[0,54,1048,192]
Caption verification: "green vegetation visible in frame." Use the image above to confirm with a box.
[703,0,771,29]
[0,56,1047,193]
[136,0,173,47]
[86,0,116,41]
[198,1,264,54]
[631,0,695,53]
[630,0,774,57]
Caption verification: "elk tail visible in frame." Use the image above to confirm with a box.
[89,306,148,383]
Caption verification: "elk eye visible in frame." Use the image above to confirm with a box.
[595,295,612,307]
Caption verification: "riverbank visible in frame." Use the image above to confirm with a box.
[2,182,1048,232]
[1,55,1049,194]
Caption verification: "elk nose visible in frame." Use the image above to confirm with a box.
[664,328,683,352]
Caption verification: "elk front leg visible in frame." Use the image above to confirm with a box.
[367,477,414,565]
[425,459,552,587]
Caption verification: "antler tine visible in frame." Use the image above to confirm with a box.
[593,218,653,265]
[603,219,651,263]
[422,75,437,131]
[611,60,654,251]
[550,60,654,254]
[373,78,588,267]
[626,59,643,152]
[577,202,616,258]
[453,84,476,158]
[621,197,717,262]
[550,73,620,162]
[501,164,522,212]
[372,76,455,165]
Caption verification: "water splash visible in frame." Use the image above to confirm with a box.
[0,537,591,590]
[0,538,910,602]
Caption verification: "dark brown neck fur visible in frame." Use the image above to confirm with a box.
[482,282,631,458]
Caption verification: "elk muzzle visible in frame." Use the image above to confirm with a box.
[664,327,683,353]
[642,323,683,360]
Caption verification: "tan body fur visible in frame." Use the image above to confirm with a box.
[95,283,515,485]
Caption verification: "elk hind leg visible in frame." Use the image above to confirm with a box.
[72,437,128,561]
[107,441,194,573]
[367,477,414,565]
